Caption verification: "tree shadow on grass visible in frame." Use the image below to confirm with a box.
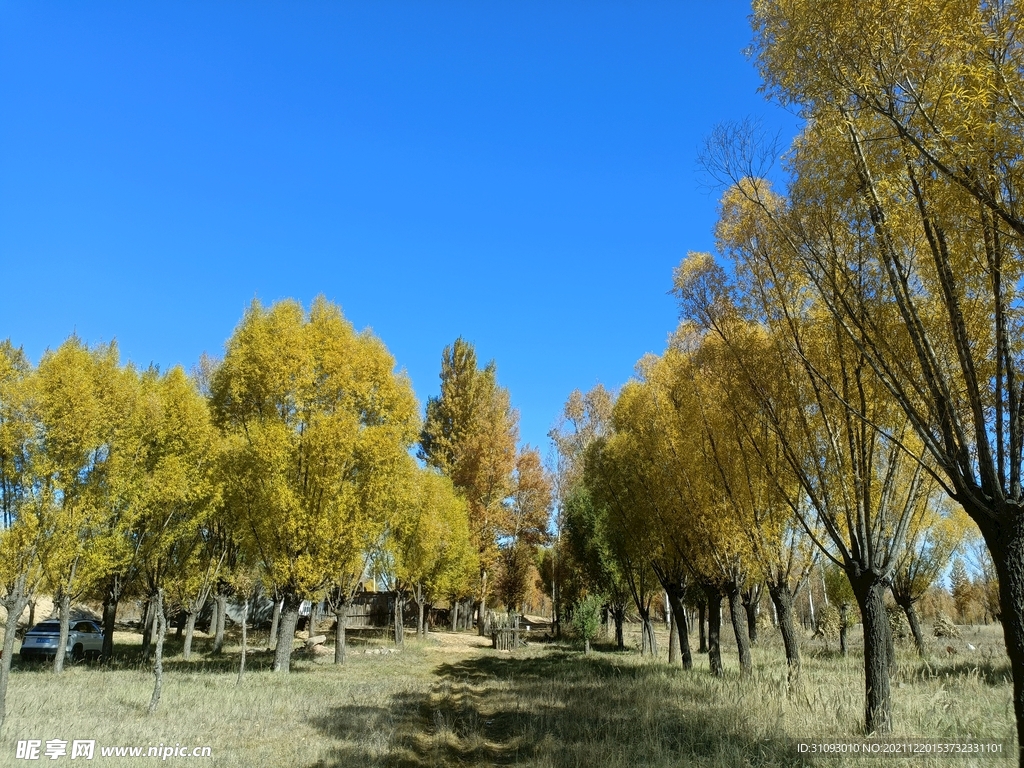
[303,649,810,768]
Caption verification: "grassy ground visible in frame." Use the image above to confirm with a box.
[0,619,1016,767]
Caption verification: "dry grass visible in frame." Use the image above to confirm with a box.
[0,619,1016,767]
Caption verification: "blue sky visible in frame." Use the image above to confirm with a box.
[0,1,800,456]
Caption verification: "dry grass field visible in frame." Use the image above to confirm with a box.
[0,615,1017,767]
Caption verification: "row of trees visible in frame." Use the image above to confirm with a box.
[549,0,1024,747]
[742,0,1024,749]
[0,298,552,727]
[551,327,970,709]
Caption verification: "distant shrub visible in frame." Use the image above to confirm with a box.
[888,604,910,642]
[571,594,604,654]
[816,604,841,642]
[933,613,962,639]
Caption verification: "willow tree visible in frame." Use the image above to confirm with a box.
[891,498,972,656]
[608,359,709,669]
[211,298,419,673]
[677,243,932,731]
[584,429,663,658]
[584,350,757,672]
[633,343,759,676]
[685,329,815,683]
[740,0,1024,750]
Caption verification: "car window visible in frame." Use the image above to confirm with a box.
[30,623,60,633]
[73,622,92,632]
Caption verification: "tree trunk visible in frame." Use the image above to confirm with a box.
[584,636,591,655]
[668,609,678,664]
[175,610,184,639]
[898,599,926,657]
[417,599,425,639]
[207,596,218,643]
[141,596,155,657]
[27,599,35,631]
[885,603,897,674]
[807,580,816,632]
[742,584,761,645]
[148,588,166,714]
[639,604,658,657]
[236,597,248,686]
[334,603,349,664]
[0,577,30,730]
[665,586,693,670]
[707,590,723,677]
[308,600,320,638]
[552,573,561,639]
[183,611,199,660]
[768,580,800,685]
[613,603,625,649]
[101,576,120,663]
[52,589,71,674]
[744,600,759,645]
[272,591,301,673]
[840,602,850,657]
[268,597,282,650]
[450,600,459,632]
[978,518,1024,765]
[212,592,227,654]
[850,573,893,735]
[394,594,404,648]
[697,599,707,653]
[727,582,752,677]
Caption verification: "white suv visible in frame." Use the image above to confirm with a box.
[20,620,104,662]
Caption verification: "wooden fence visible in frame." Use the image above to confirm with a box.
[489,611,524,651]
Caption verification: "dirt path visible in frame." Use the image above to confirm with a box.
[427,631,492,654]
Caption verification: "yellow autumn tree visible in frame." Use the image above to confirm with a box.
[387,466,476,638]
[737,0,1024,746]
[678,326,815,682]
[676,229,933,730]
[35,338,134,674]
[419,338,518,630]
[640,340,760,676]
[0,340,45,728]
[891,498,973,656]
[211,297,419,673]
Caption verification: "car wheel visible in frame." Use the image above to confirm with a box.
[71,644,84,662]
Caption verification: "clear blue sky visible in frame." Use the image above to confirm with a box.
[0,1,800,456]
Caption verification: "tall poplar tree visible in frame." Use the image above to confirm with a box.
[420,338,518,626]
